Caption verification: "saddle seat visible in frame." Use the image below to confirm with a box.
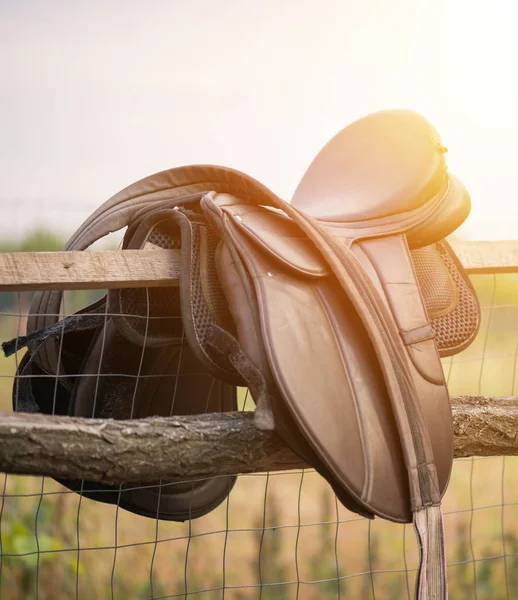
[292,109,470,248]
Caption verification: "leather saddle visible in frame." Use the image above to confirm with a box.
[5,110,480,598]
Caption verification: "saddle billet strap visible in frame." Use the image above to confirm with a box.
[3,306,107,359]
[414,506,447,600]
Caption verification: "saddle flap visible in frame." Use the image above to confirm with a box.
[210,194,329,278]
[207,196,414,521]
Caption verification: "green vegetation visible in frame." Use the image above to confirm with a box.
[0,228,65,253]
[0,486,81,599]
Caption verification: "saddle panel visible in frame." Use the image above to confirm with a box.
[352,239,480,358]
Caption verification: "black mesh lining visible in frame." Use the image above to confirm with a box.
[188,222,239,376]
[201,226,238,334]
[412,241,480,357]
[411,244,457,318]
[118,225,183,342]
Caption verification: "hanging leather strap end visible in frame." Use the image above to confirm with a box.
[413,505,448,600]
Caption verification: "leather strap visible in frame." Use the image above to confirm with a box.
[413,506,448,600]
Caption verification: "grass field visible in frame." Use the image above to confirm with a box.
[0,274,517,599]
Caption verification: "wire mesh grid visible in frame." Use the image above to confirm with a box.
[0,269,517,599]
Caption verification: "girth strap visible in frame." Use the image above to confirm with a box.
[414,506,448,600]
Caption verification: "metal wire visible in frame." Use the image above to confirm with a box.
[0,268,517,599]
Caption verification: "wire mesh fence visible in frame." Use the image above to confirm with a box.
[0,225,517,599]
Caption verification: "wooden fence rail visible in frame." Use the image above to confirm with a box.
[0,239,517,483]
[0,396,516,484]
[0,240,517,293]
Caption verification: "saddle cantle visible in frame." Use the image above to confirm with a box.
[4,110,480,599]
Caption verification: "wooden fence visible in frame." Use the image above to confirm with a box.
[0,240,517,484]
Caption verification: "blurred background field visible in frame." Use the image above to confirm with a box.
[0,228,517,599]
[4,0,518,596]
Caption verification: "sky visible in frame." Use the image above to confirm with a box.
[1,0,518,240]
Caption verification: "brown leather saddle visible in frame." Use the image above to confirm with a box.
[5,110,480,598]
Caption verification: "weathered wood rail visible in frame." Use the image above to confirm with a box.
[0,239,517,483]
[0,396,516,484]
[0,240,517,292]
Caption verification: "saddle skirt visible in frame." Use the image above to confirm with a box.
[5,110,480,599]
